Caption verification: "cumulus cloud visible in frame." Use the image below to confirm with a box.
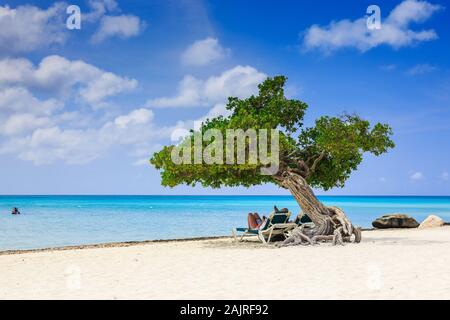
[0,87,61,115]
[173,104,231,135]
[0,55,137,106]
[406,63,437,75]
[0,55,165,165]
[0,3,67,55]
[87,0,145,43]
[0,108,164,165]
[80,71,138,104]
[200,103,230,121]
[92,14,145,43]
[410,171,425,181]
[302,0,442,53]
[0,1,145,55]
[147,65,267,108]
[181,37,229,66]
[0,60,268,165]
[114,108,154,129]
[0,126,103,165]
[148,65,268,143]
[83,0,119,22]
[442,171,449,181]
[147,75,203,108]
[0,114,52,136]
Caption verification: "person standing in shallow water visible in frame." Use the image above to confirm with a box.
[11,207,20,215]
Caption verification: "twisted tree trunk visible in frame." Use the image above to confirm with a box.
[281,171,328,226]
[277,171,361,246]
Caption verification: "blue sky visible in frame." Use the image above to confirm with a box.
[0,0,449,195]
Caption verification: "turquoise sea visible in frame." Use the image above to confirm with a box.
[1,195,450,251]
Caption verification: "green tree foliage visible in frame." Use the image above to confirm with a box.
[151,76,394,190]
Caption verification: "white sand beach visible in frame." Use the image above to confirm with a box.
[1,227,450,300]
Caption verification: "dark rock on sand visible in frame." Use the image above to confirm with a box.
[372,214,419,229]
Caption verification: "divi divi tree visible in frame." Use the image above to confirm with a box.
[151,76,394,246]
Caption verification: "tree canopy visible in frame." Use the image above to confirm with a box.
[150,76,394,190]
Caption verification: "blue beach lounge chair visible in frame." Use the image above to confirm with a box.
[295,212,313,226]
[232,211,297,244]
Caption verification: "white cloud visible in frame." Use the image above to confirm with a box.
[201,103,230,121]
[0,126,102,165]
[86,1,145,43]
[0,87,61,115]
[388,0,441,26]
[31,55,101,93]
[80,72,138,104]
[0,114,52,136]
[0,55,137,106]
[0,108,165,165]
[92,15,145,43]
[0,3,67,55]
[203,66,267,102]
[0,1,144,55]
[441,171,449,181]
[406,63,437,75]
[302,0,442,53]
[147,65,267,108]
[0,58,268,165]
[0,55,163,166]
[410,171,425,181]
[147,65,267,142]
[147,75,203,108]
[114,108,154,129]
[181,37,229,66]
[0,58,34,83]
[179,104,231,132]
[83,0,119,22]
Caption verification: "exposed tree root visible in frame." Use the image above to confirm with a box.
[274,170,362,248]
[278,225,313,247]
[277,206,362,248]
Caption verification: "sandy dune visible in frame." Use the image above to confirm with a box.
[1,227,450,299]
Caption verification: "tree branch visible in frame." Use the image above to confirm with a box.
[308,150,326,176]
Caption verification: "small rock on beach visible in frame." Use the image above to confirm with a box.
[419,215,444,229]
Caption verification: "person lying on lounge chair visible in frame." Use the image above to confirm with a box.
[247,212,267,229]
[233,210,297,243]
